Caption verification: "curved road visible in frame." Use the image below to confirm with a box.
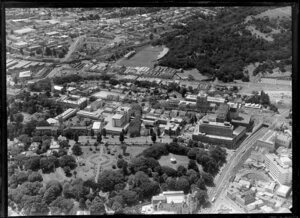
[208,127,268,203]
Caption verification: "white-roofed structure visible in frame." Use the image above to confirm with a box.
[276,184,291,198]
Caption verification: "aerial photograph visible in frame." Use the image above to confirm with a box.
[5,6,293,215]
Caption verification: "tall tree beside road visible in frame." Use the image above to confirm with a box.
[72,143,83,156]
[102,128,107,137]
[151,133,157,144]
[119,132,125,144]
[97,133,102,144]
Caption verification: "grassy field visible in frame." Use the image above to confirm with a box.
[158,154,203,171]
[179,68,210,81]
[116,45,163,68]
[41,167,72,186]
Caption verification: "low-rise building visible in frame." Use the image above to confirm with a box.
[19,70,32,80]
[256,130,276,152]
[159,122,180,136]
[149,191,199,214]
[55,108,78,121]
[57,95,88,109]
[275,133,292,148]
[77,109,102,120]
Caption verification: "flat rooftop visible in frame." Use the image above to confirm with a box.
[258,130,276,143]
[231,113,252,124]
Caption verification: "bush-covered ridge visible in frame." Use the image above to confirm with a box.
[153,7,291,82]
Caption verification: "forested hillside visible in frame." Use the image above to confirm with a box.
[153,7,292,82]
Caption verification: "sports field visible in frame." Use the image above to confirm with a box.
[116,45,164,68]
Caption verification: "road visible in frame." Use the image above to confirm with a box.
[62,36,85,62]
[207,127,268,204]
[94,145,104,183]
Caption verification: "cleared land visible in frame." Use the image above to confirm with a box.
[178,68,210,81]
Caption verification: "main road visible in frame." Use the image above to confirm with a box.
[207,126,268,203]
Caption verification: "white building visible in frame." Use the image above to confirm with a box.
[55,108,78,121]
[276,185,291,198]
[264,153,292,185]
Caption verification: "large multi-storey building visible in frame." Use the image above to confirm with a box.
[199,118,233,137]
[192,115,246,148]
[116,106,132,123]
[112,113,126,127]
[264,153,292,185]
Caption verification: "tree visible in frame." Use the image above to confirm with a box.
[62,182,75,199]
[187,147,199,160]
[90,196,106,215]
[176,177,190,194]
[118,190,138,206]
[97,170,125,192]
[119,132,125,143]
[129,157,160,174]
[202,172,215,187]
[195,189,208,206]
[25,156,41,171]
[166,177,177,190]
[102,128,107,137]
[49,196,74,215]
[140,181,160,199]
[40,157,57,173]
[45,47,52,56]
[177,165,187,177]
[91,129,95,138]
[157,127,161,137]
[97,133,102,144]
[28,172,43,182]
[15,113,24,124]
[59,155,77,170]
[151,133,157,144]
[72,143,83,156]
[63,166,72,177]
[196,177,206,190]
[188,159,199,172]
[43,182,62,204]
[134,171,151,187]
[18,134,31,150]
[74,134,79,143]
[161,166,177,177]
[121,143,127,155]
[22,195,49,216]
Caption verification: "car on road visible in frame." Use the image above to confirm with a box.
[212,197,216,202]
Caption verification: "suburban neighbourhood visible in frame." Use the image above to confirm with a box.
[5,6,293,215]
